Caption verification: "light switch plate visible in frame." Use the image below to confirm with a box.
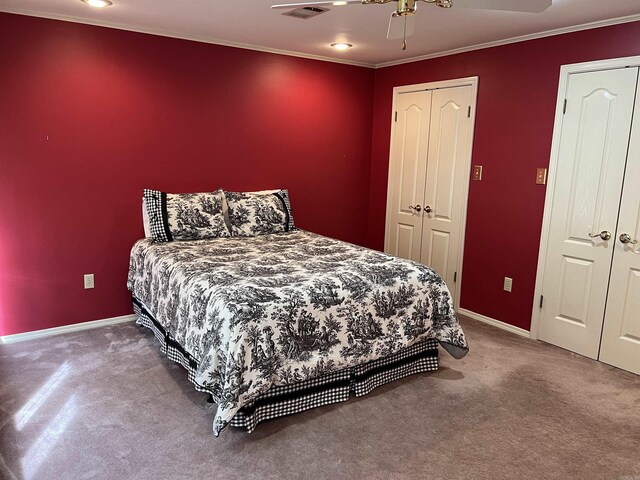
[536,168,547,185]
[504,277,513,292]
[473,165,483,181]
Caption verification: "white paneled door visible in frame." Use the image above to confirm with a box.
[421,86,473,288]
[386,90,432,262]
[385,80,476,305]
[599,80,640,375]
[538,64,640,375]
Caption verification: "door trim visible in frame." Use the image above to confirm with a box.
[384,76,478,311]
[530,55,640,341]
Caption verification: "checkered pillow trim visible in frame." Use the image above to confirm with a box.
[133,296,440,433]
[273,190,296,232]
[143,189,172,243]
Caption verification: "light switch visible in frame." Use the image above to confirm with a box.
[536,168,548,185]
[473,165,483,181]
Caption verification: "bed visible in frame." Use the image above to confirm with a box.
[131,188,468,434]
[127,225,468,436]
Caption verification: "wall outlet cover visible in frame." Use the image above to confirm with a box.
[84,274,94,289]
[473,165,483,181]
[536,168,548,185]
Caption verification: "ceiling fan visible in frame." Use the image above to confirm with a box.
[272,0,552,50]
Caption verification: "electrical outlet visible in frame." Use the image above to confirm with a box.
[84,274,95,289]
[503,277,513,292]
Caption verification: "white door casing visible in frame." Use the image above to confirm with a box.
[384,77,478,309]
[537,67,639,359]
[385,90,432,262]
[599,76,640,375]
[420,86,473,290]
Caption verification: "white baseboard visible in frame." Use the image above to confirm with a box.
[0,314,137,345]
[457,308,531,338]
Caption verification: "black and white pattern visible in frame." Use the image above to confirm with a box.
[231,338,438,432]
[224,189,295,237]
[143,189,230,242]
[143,189,171,242]
[127,230,468,435]
[134,296,438,434]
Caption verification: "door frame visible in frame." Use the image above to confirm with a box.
[384,76,479,311]
[530,55,640,340]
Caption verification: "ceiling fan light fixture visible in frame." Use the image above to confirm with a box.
[422,0,452,7]
[331,42,353,51]
[81,0,113,7]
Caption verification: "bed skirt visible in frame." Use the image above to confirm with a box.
[132,297,439,433]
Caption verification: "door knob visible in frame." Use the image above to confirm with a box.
[588,231,611,241]
[424,205,433,214]
[619,233,638,245]
[408,205,422,213]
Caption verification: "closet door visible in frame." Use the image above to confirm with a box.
[599,78,640,375]
[385,90,432,262]
[419,85,473,291]
[538,68,639,359]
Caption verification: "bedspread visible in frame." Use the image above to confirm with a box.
[127,230,468,435]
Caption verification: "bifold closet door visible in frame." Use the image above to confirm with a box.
[599,78,640,376]
[419,86,473,289]
[538,67,639,359]
[386,90,432,262]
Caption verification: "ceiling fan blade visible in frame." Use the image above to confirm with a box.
[387,13,415,40]
[271,0,361,9]
[451,0,552,13]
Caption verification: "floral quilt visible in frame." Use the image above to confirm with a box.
[127,230,468,435]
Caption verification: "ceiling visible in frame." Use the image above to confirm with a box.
[1,0,639,67]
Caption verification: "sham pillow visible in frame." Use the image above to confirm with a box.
[143,189,230,242]
[224,189,296,237]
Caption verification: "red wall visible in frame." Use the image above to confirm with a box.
[4,12,640,338]
[0,13,374,336]
[369,22,640,330]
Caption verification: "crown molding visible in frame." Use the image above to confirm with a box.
[2,8,639,70]
[0,8,376,69]
[375,13,640,68]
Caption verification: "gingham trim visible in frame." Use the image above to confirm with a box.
[143,189,172,243]
[133,298,211,395]
[133,297,440,433]
[351,343,439,397]
[230,371,351,432]
[273,190,296,232]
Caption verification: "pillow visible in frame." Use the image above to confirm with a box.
[224,189,296,237]
[221,189,278,229]
[142,198,151,238]
[143,189,230,242]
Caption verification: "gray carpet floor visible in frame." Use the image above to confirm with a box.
[1,316,639,480]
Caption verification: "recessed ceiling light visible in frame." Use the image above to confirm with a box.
[81,0,113,7]
[331,43,353,51]
[332,1,348,5]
